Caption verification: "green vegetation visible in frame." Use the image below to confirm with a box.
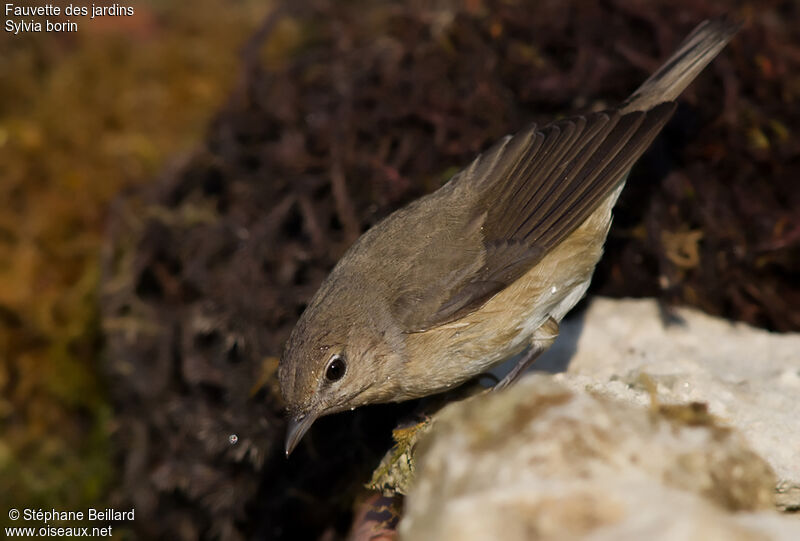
[0,0,268,516]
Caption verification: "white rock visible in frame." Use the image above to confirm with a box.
[539,297,800,485]
[399,376,800,541]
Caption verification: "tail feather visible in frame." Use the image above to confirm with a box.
[622,16,741,113]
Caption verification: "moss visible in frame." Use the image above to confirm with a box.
[0,0,266,518]
[368,418,433,497]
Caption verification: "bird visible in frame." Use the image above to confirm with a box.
[279,17,740,456]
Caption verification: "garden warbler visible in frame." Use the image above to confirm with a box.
[280,18,740,455]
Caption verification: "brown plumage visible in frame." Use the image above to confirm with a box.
[279,17,740,455]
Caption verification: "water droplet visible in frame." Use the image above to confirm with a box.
[550,286,558,294]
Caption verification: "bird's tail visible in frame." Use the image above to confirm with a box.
[622,16,741,113]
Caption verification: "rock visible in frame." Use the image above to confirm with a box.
[541,297,800,488]
[399,376,800,541]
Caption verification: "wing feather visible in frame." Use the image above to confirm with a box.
[394,102,677,331]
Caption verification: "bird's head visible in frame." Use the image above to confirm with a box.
[278,285,407,455]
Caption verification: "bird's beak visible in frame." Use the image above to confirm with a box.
[285,412,319,457]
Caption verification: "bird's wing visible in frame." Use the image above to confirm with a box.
[391,101,676,332]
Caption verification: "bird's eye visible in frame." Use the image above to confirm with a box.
[325,354,346,382]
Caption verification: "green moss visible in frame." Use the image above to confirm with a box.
[0,0,267,518]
